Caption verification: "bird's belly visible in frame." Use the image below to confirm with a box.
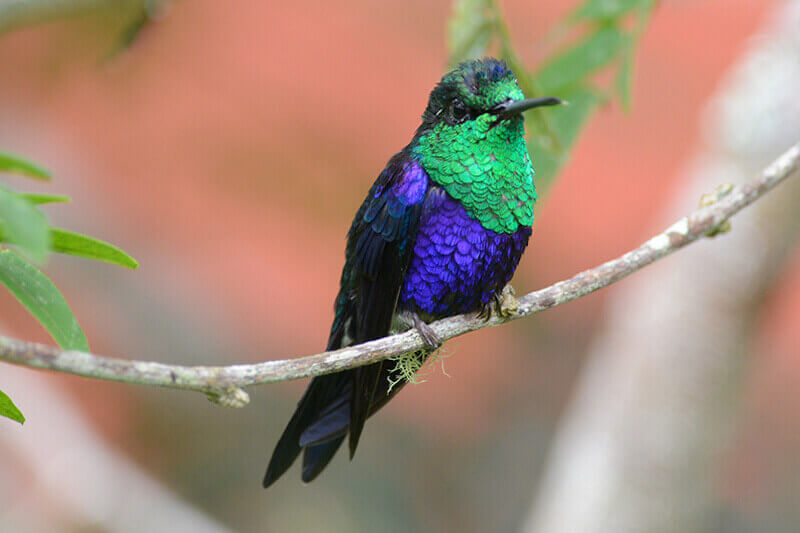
[398,192,531,318]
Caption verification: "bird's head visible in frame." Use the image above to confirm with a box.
[411,59,563,232]
[417,58,561,141]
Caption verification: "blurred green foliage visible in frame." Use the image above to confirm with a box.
[0,184,49,263]
[448,0,656,192]
[0,388,24,424]
[0,151,138,421]
[50,228,139,269]
[0,249,89,351]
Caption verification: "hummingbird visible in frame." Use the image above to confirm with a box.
[263,58,561,487]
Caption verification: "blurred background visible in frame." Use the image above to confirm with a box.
[1,0,799,531]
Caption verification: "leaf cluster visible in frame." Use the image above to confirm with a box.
[0,151,137,423]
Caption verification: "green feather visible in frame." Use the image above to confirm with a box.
[414,112,536,234]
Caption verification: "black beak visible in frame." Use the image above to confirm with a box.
[490,97,564,119]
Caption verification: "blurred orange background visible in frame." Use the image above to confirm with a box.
[1,0,798,531]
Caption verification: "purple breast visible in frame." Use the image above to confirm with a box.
[398,188,531,317]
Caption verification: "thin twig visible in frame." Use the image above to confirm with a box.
[1,141,798,407]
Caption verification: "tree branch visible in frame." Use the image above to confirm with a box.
[1,141,798,407]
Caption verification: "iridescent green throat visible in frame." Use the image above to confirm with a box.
[413,114,536,234]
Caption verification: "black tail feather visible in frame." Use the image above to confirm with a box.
[263,353,428,487]
[263,410,305,488]
[348,361,383,458]
[263,372,348,488]
[299,391,350,447]
[301,435,346,483]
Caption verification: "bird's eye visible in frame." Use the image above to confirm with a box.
[449,100,469,124]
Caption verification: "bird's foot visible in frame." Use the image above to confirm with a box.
[497,284,520,318]
[478,284,519,321]
[412,313,442,350]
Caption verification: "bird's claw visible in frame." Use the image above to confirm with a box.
[412,313,442,350]
[497,284,520,318]
[478,284,519,321]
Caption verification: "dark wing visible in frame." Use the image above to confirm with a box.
[263,150,429,487]
[346,154,430,456]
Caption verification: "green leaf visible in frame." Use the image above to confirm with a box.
[0,389,25,424]
[0,186,49,263]
[17,193,72,205]
[0,249,89,351]
[551,87,601,146]
[50,228,138,269]
[447,0,495,66]
[529,87,600,192]
[572,0,642,21]
[101,2,160,62]
[0,151,51,180]
[534,26,628,94]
